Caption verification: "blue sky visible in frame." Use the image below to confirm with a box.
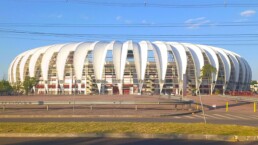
[0,0,258,80]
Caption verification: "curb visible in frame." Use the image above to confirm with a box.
[0,115,161,118]
[160,110,201,117]
[0,133,257,142]
[0,111,196,118]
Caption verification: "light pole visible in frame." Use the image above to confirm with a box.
[70,65,75,114]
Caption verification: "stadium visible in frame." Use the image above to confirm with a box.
[8,41,252,95]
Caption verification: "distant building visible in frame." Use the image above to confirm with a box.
[8,41,252,95]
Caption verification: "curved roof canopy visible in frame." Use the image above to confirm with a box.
[8,41,251,93]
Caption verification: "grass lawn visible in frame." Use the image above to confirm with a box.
[0,122,258,136]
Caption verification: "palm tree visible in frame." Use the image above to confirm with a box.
[200,64,216,95]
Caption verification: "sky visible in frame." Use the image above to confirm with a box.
[0,0,258,80]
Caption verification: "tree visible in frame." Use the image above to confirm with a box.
[251,80,257,86]
[200,64,217,95]
[12,81,24,95]
[23,76,38,95]
[0,79,13,95]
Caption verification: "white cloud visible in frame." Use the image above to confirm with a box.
[116,16,122,21]
[140,20,155,25]
[185,17,206,23]
[115,16,132,24]
[124,19,132,24]
[234,18,248,22]
[80,15,89,20]
[141,19,147,24]
[185,17,211,29]
[240,10,256,17]
[49,13,63,19]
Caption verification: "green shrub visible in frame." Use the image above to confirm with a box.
[215,89,221,95]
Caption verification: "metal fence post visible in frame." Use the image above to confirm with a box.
[226,102,229,112]
[254,102,256,113]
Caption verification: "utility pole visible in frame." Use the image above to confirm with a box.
[198,79,206,124]
[198,89,206,124]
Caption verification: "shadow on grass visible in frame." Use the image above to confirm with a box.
[4,137,258,145]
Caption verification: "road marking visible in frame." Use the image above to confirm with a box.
[224,114,248,120]
[173,114,258,120]
[204,114,220,119]
[173,116,181,119]
[213,114,233,119]
[249,115,258,119]
[183,115,195,119]
[239,115,258,120]
[192,114,205,118]
[244,115,258,120]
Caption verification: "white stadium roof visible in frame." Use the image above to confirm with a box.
[8,41,252,94]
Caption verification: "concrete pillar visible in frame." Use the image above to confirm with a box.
[159,82,164,95]
[69,79,72,95]
[55,80,58,95]
[118,83,123,95]
[97,83,101,94]
[83,80,87,95]
[59,81,64,94]
[183,74,187,96]
[139,83,143,94]
[77,83,81,94]
[44,83,48,94]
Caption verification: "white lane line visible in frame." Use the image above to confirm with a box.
[213,114,233,119]
[249,115,258,119]
[173,116,182,119]
[239,115,258,120]
[183,115,195,119]
[192,114,206,118]
[224,114,248,120]
[204,114,221,119]
[245,115,258,119]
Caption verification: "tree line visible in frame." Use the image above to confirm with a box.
[0,76,38,96]
[0,64,218,96]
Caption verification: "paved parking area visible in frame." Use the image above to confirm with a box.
[0,95,191,116]
[0,94,257,116]
[187,95,257,113]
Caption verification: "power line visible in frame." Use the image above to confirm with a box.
[2,33,258,42]
[1,21,258,28]
[1,36,258,46]
[1,28,258,39]
[9,0,258,8]
[1,28,258,47]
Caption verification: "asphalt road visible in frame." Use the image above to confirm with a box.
[1,137,258,145]
[1,113,258,126]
